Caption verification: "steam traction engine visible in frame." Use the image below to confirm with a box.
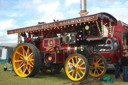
[7,13,117,81]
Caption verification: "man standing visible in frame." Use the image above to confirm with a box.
[120,49,128,81]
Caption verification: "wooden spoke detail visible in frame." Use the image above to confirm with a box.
[15,60,22,63]
[89,54,107,78]
[65,54,89,81]
[12,44,40,78]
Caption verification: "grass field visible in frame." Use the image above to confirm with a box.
[0,64,128,85]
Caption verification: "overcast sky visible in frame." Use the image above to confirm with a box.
[0,0,128,43]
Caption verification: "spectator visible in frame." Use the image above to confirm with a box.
[114,58,120,79]
[120,49,128,81]
[114,49,124,79]
[24,37,27,43]
[120,49,128,66]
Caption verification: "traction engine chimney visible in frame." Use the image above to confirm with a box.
[79,0,88,16]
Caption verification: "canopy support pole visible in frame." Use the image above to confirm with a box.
[111,26,115,37]
[109,22,112,37]
[96,21,102,37]
[18,33,22,44]
[101,20,104,37]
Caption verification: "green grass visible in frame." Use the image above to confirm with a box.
[0,64,128,85]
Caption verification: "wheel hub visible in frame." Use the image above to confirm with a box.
[93,63,99,68]
[72,66,76,70]
[72,65,80,71]
[95,63,99,68]
[22,58,27,64]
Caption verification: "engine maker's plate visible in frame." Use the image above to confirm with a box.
[43,37,60,48]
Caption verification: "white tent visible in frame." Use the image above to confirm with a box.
[0,47,7,62]
[0,43,17,63]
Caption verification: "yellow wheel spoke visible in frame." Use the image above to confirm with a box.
[28,59,34,61]
[79,62,84,67]
[76,59,81,65]
[16,51,24,59]
[80,69,84,74]
[68,62,73,66]
[69,69,73,74]
[26,65,29,71]
[75,72,78,79]
[98,67,102,72]
[72,70,75,76]
[26,65,28,70]
[72,58,74,65]
[98,66,104,69]
[15,60,22,62]
[75,56,78,63]
[96,69,99,75]
[20,56,23,59]
[90,68,94,73]
[94,69,96,75]
[29,66,32,74]
[21,46,26,55]
[26,65,30,74]
[31,55,34,58]
[28,60,34,65]
[97,58,101,63]
[76,71,81,78]
[30,61,34,65]
[26,48,30,56]
[28,62,33,67]
[19,62,23,66]
[79,67,86,70]
[17,64,24,71]
[23,66,27,75]
[28,53,33,58]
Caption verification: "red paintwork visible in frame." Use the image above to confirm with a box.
[26,38,34,43]
[112,21,126,63]
[60,44,69,51]
[69,46,76,53]
[114,21,125,32]
[7,12,118,64]
[57,52,65,63]
[98,47,120,63]
[98,21,128,63]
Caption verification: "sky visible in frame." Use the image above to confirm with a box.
[0,0,128,43]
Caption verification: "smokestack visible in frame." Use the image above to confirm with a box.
[79,0,88,16]
[81,0,87,12]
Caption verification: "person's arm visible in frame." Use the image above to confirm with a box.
[120,57,122,67]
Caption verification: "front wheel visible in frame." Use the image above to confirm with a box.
[64,54,89,82]
[12,43,41,77]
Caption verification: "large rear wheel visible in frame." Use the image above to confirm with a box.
[12,43,40,77]
[88,54,107,77]
[64,54,89,82]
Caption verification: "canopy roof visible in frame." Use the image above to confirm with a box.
[122,21,128,28]
[114,21,128,32]
[7,12,117,34]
